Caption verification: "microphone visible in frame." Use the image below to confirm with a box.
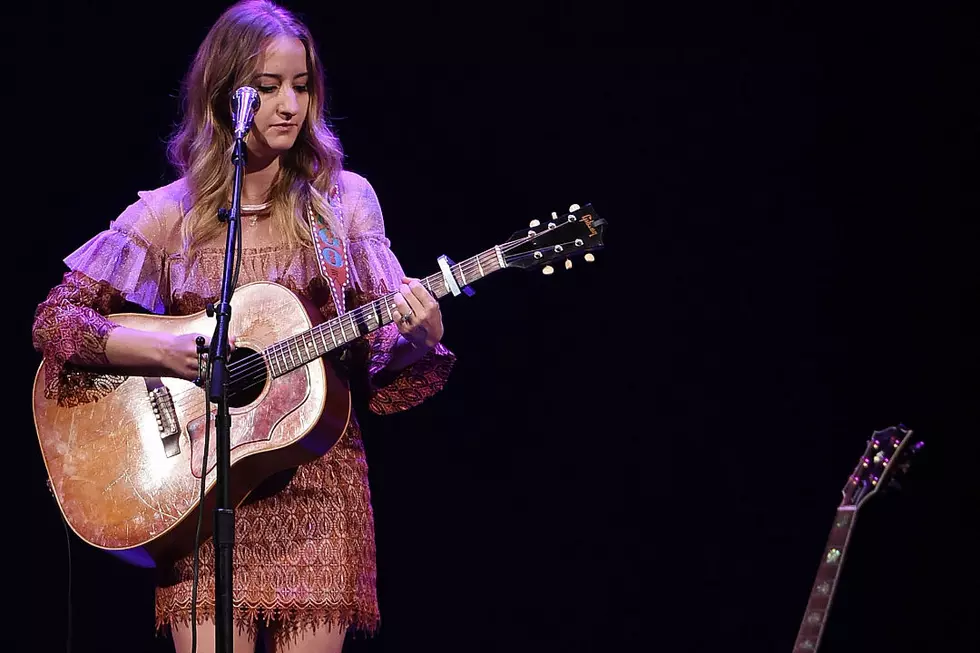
[231,86,260,140]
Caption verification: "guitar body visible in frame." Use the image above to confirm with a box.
[32,281,352,568]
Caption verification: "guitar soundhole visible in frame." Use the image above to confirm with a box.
[225,347,268,408]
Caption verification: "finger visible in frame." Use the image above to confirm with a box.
[407,278,437,309]
[390,298,413,329]
[391,309,417,333]
[400,283,425,317]
[390,292,413,317]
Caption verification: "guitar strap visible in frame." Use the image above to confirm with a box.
[307,184,350,316]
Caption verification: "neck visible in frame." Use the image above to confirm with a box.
[792,506,859,652]
[241,151,281,205]
[259,247,505,380]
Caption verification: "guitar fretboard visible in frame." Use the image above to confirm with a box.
[261,247,504,376]
[792,506,858,652]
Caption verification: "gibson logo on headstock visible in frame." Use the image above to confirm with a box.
[580,213,597,237]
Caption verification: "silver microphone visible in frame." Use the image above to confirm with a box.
[231,86,260,140]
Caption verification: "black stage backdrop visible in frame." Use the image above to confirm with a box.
[3,2,976,652]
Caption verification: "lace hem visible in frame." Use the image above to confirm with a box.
[155,599,379,646]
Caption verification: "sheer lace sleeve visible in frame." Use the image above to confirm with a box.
[341,172,456,416]
[31,192,171,406]
[63,192,170,314]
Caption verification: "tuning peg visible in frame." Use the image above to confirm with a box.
[542,265,554,275]
[529,219,540,228]
[564,258,572,270]
[551,212,559,221]
[584,253,596,262]
[569,204,581,212]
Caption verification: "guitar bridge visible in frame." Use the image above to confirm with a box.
[147,381,181,458]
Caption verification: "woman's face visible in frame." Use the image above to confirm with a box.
[246,35,310,158]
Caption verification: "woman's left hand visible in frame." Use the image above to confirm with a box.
[391,277,444,348]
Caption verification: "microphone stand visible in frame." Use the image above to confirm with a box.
[208,133,246,653]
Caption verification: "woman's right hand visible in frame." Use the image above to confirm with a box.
[158,332,238,381]
[158,333,209,381]
[104,327,236,381]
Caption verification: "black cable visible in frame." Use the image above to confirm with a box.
[190,356,212,653]
[60,502,72,653]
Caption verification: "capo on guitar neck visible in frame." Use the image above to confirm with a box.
[437,254,475,297]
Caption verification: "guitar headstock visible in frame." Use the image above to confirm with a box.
[501,203,607,274]
[840,424,923,509]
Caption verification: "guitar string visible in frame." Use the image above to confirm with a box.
[159,251,490,410]
[215,231,590,388]
[164,253,488,409]
[217,234,541,385]
[163,253,496,413]
[211,235,590,397]
[163,232,586,411]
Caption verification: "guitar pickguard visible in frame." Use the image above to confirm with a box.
[185,365,311,479]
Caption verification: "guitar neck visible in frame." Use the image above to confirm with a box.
[262,246,505,376]
[791,506,859,652]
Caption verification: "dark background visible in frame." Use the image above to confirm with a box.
[3,1,976,652]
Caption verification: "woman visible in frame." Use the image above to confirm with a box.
[30,1,455,651]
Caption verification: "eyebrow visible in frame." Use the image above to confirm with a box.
[254,72,309,80]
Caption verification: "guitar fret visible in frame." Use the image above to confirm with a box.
[338,317,347,343]
[477,254,484,278]
[316,326,327,352]
[276,345,287,375]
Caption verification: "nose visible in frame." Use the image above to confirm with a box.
[278,87,300,118]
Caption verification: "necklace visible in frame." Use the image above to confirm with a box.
[241,201,271,227]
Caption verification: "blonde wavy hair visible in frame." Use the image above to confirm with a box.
[167,0,344,255]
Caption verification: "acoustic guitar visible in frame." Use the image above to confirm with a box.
[791,424,923,652]
[33,204,607,568]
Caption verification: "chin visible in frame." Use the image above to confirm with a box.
[249,138,299,159]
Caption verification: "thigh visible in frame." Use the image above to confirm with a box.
[171,619,257,653]
[272,624,347,653]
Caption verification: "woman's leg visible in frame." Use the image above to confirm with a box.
[171,619,258,653]
[270,624,347,653]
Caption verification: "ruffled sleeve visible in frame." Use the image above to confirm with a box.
[31,193,171,407]
[63,192,170,314]
[341,172,456,416]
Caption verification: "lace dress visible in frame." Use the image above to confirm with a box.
[30,171,456,644]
